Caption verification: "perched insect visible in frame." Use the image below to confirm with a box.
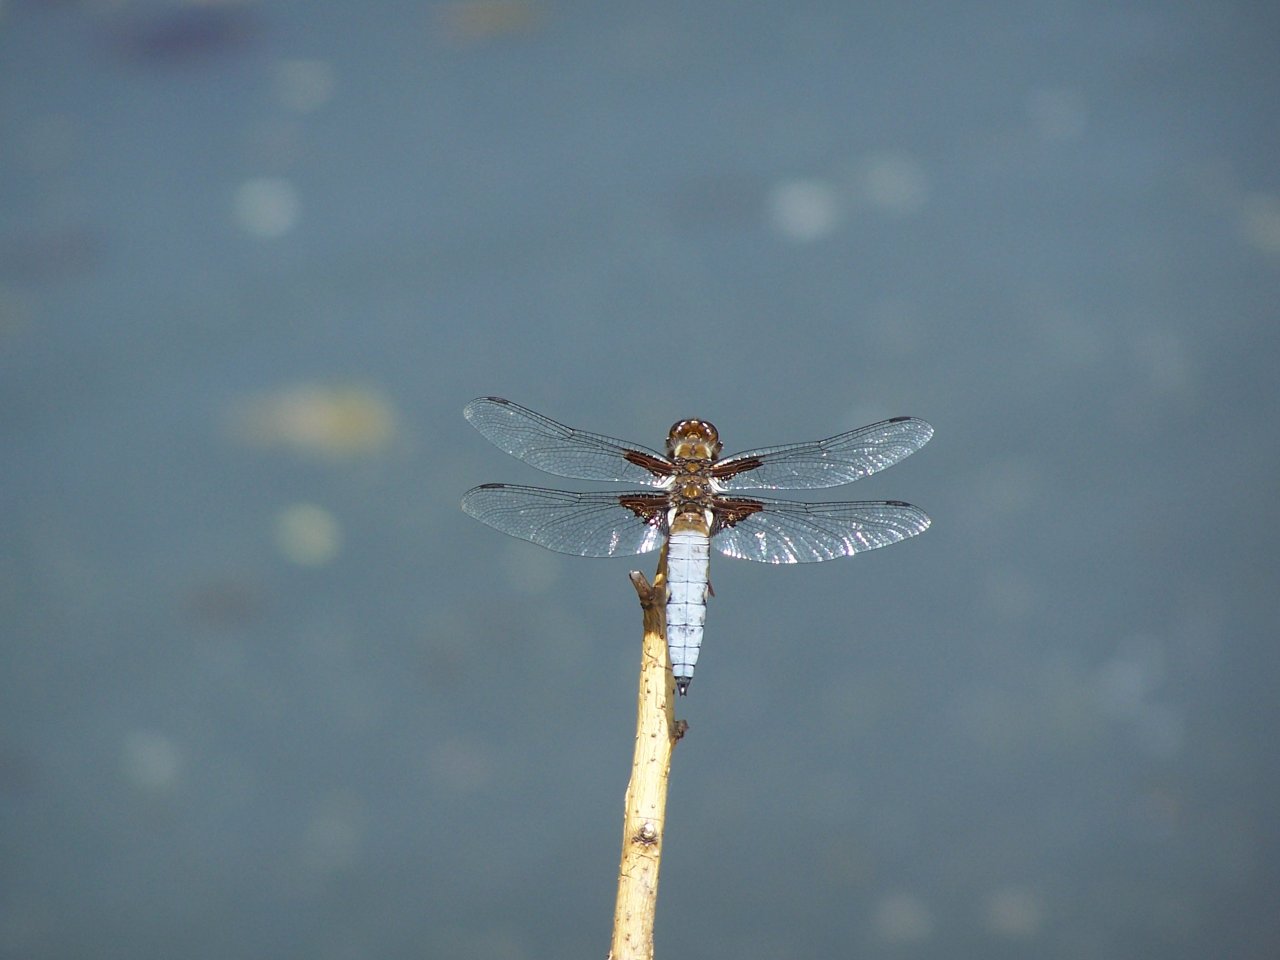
[462,398,932,693]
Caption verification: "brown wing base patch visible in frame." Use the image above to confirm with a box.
[711,498,764,532]
[623,450,677,476]
[618,493,669,525]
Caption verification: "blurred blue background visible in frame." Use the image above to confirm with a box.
[3,1,1278,957]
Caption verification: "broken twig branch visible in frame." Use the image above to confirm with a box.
[609,547,685,960]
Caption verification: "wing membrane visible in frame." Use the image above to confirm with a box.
[712,497,931,564]
[464,397,674,486]
[713,416,933,490]
[461,484,668,557]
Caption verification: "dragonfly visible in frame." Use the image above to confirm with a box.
[461,397,932,694]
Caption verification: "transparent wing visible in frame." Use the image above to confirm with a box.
[461,484,669,557]
[712,416,934,490]
[464,397,674,486]
[711,497,931,563]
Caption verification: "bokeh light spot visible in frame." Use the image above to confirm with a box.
[121,730,183,793]
[874,892,933,943]
[985,886,1045,939]
[274,503,341,566]
[233,177,300,238]
[1240,193,1280,255]
[768,178,842,241]
[228,383,398,459]
[1028,87,1088,141]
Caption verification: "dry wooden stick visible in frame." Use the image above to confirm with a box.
[609,548,686,960]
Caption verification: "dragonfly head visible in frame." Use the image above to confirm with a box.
[667,419,722,461]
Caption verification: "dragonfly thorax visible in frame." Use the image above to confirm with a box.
[671,473,714,508]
